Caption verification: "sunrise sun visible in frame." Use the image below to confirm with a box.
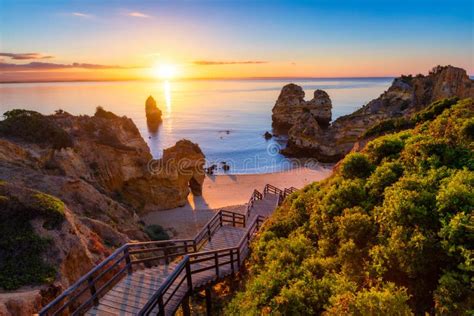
[152,63,178,80]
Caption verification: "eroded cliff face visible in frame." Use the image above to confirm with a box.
[0,183,100,315]
[123,139,205,211]
[272,84,332,129]
[280,65,474,162]
[0,109,205,314]
[0,110,205,214]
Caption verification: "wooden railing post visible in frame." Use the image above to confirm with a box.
[158,295,165,316]
[219,211,223,227]
[214,252,219,277]
[164,247,169,265]
[124,247,133,274]
[87,276,99,306]
[207,225,211,242]
[185,258,193,292]
[205,287,212,316]
[182,295,191,316]
[230,249,235,275]
[232,212,235,226]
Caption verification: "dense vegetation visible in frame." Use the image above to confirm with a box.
[0,109,73,149]
[0,183,65,290]
[226,98,473,315]
[363,97,460,138]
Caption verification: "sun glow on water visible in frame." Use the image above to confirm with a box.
[164,81,171,114]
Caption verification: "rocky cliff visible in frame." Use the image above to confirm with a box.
[0,108,205,314]
[280,65,474,162]
[272,84,332,129]
[0,108,205,214]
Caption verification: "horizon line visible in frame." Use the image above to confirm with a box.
[2,74,473,84]
[0,76,398,84]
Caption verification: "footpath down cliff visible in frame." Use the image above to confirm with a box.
[275,65,474,162]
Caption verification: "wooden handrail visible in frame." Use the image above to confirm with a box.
[39,208,247,316]
[138,215,265,316]
[40,182,286,316]
[138,255,191,316]
[246,189,263,218]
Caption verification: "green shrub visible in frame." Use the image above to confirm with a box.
[363,117,414,138]
[0,109,73,149]
[366,161,404,198]
[461,118,474,141]
[0,189,61,290]
[326,283,413,316]
[365,134,407,164]
[413,97,459,124]
[33,193,66,229]
[402,136,472,170]
[340,153,374,179]
[319,178,368,217]
[436,170,474,217]
[145,225,170,241]
[434,271,473,315]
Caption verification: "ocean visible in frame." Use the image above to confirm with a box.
[0,78,392,174]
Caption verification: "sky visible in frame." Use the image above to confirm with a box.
[0,0,473,82]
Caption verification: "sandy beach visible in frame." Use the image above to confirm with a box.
[141,165,333,238]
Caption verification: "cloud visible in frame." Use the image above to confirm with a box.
[194,60,268,65]
[0,62,126,71]
[128,11,150,18]
[0,52,54,60]
[72,12,92,18]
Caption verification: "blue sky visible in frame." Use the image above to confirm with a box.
[0,0,472,80]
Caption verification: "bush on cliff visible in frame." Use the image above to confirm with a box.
[0,185,65,290]
[0,109,73,149]
[362,97,460,138]
[145,224,170,241]
[340,153,374,179]
[226,98,474,315]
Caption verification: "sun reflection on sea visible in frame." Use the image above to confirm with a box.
[164,80,171,115]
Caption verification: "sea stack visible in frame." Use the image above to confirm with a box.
[271,84,332,130]
[145,95,162,131]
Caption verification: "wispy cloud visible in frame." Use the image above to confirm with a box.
[128,11,150,18]
[194,60,268,65]
[72,12,92,18]
[0,52,54,60]
[0,62,127,71]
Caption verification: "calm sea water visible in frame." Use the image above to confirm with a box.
[0,78,392,174]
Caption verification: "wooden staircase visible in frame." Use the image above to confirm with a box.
[39,184,297,316]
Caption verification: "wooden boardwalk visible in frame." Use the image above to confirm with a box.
[40,185,295,316]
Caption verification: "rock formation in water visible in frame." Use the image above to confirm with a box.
[145,96,162,131]
[272,84,332,130]
[0,107,205,314]
[280,65,474,162]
